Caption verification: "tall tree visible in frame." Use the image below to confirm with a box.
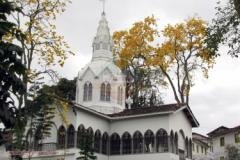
[153,18,214,105]
[207,0,240,57]
[6,0,74,109]
[0,0,26,129]
[113,16,164,107]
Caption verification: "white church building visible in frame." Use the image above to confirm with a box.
[21,11,199,160]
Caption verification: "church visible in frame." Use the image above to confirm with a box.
[22,10,199,160]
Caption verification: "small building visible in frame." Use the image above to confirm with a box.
[207,125,240,160]
[192,132,213,160]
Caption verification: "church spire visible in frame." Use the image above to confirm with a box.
[92,8,114,61]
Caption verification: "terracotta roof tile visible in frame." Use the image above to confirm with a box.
[207,125,240,137]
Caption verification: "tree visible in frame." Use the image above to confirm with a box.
[6,0,74,110]
[0,0,26,129]
[153,18,214,105]
[226,145,240,160]
[77,133,96,160]
[113,16,164,107]
[207,0,240,57]
[233,0,240,17]
[114,16,214,106]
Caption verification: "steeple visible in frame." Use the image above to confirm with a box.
[92,12,114,61]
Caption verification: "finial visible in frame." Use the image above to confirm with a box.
[99,0,106,14]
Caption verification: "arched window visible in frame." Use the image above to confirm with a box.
[175,132,178,154]
[88,83,92,101]
[100,83,106,101]
[58,126,66,149]
[77,125,85,148]
[102,132,109,155]
[170,130,175,153]
[100,82,111,101]
[156,129,168,153]
[67,125,75,148]
[25,129,33,151]
[110,133,120,155]
[122,132,132,154]
[83,82,92,101]
[34,127,42,151]
[144,130,154,153]
[189,139,192,159]
[133,131,143,153]
[86,127,94,148]
[106,84,111,101]
[185,137,189,158]
[117,86,123,105]
[94,130,101,153]
[83,83,88,101]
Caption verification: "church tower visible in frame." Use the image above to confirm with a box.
[76,12,126,114]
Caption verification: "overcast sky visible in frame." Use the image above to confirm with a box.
[52,0,240,135]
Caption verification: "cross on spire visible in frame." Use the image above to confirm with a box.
[99,0,106,14]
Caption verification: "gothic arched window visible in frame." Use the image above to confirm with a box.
[67,125,75,148]
[133,131,143,153]
[87,127,94,148]
[156,129,168,153]
[94,130,101,153]
[106,84,111,101]
[170,130,175,153]
[100,83,106,101]
[34,127,42,151]
[100,82,111,101]
[58,125,66,149]
[189,139,192,159]
[110,133,120,155]
[175,132,178,154]
[185,137,189,158]
[117,86,123,105]
[144,130,154,153]
[83,82,92,101]
[122,132,132,154]
[102,132,109,155]
[77,125,85,148]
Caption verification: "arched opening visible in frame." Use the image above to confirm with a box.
[144,130,154,153]
[175,132,179,154]
[83,83,88,101]
[117,86,123,105]
[67,125,75,148]
[57,125,66,149]
[77,124,85,148]
[185,137,189,158]
[156,129,168,153]
[102,132,109,155]
[106,83,111,101]
[133,131,143,153]
[122,132,132,154]
[170,130,175,153]
[100,83,106,101]
[86,127,94,148]
[94,130,101,153]
[83,82,92,101]
[189,139,192,159]
[88,83,92,101]
[34,127,42,151]
[110,133,120,155]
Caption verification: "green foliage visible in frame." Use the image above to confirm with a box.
[0,0,26,129]
[207,0,240,57]
[226,145,240,160]
[77,133,96,160]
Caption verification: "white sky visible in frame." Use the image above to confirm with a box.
[51,0,240,135]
